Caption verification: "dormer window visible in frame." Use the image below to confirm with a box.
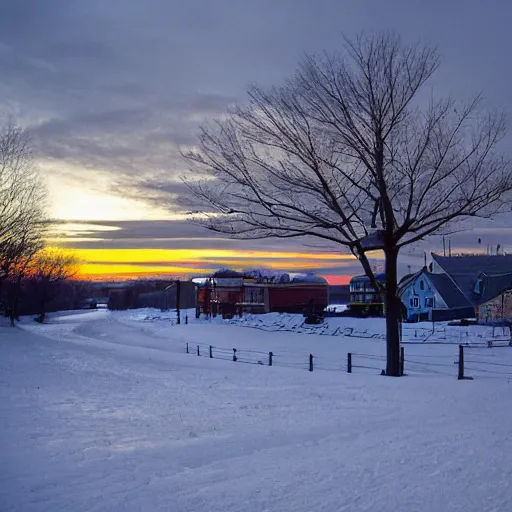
[474,279,483,294]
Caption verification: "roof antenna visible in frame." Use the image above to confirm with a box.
[448,239,451,257]
[443,236,446,257]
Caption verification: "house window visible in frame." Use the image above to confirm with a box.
[420,280,424,290]
[474,279,483,294]
[425,297,433,308]
[410,297,419,308]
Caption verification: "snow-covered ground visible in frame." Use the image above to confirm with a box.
[2,309,512,511]
[114,308,512,377]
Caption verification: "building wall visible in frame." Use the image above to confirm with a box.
[400,273,448,321]
[349,278,384,304]
[196,281,328,315]
[243,286,265,304]
[137,282,196,310]
[268,285,328,314]
[477,291,512,323]
[432,307,475,322]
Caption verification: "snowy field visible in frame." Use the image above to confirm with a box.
[1,309,512,511]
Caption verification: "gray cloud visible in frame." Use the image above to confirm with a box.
[51,220,343,251]
[1,0,512,269]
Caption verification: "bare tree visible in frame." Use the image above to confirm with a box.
[27,248,80,323]
[2,236,42,326]
[183,33,512,376]
[0,122,47,284]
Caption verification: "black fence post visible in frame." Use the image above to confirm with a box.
[400,346,405,377]
[197,345,200,357]
[269,351,273,366]
[309,354,313,372]
[347,353,352,373]
[186,342,189,354]
[233,348,237,362]
[209,345,213,359]
[176,280,181,325]
[458,344,464,380]
[185,313,188,325]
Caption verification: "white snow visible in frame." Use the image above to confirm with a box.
[325,303,349,313]
[1,309,512,511]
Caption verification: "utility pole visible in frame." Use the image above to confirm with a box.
[176,279,181,324]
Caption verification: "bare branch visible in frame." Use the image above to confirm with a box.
[0,122,48,283]
[180,32,511,376]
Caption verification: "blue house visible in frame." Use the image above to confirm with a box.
[399,269,472,322]
[399,253,512,322]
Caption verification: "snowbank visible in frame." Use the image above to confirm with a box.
[116,307,506,346]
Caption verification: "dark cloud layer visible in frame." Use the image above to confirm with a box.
[2,0,512,207]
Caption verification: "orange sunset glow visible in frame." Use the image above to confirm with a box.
[45,173,363,283]
[69,247,357,283]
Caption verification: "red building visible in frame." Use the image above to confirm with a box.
[194,269,328,318]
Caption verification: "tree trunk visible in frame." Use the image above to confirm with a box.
[37,294,47,324]
[9,275,23,327]
[384,247,401,376]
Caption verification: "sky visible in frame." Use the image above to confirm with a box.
[1,0,511,283]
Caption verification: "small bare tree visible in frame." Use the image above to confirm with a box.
[28,248,79,323]
[0,122,47,285]
[183,33,512,376]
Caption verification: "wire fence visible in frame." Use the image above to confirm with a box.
[184,340,512,380]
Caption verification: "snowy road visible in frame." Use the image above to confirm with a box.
[1,311,512,511]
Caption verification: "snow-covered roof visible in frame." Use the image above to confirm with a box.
[213,268,243,278]
[245,269,327,284]
[289,273,327,284]
[193,269,327,286]
[244,269,291,283]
